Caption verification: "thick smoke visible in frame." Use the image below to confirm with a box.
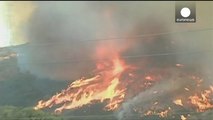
[15,2,213,81]
[15,1,176,80]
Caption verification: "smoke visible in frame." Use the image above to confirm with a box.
[13,1,212,81]
[15,1,174,80]
[189,110,213,120]
[15,1,136,80]
[116,70,182,120]
[14,2,94,80]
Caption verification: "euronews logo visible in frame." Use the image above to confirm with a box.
[181,7,191,18]
[175,2,196,23]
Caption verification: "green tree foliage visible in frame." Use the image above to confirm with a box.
[0,106,63,120]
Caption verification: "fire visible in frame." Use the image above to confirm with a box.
[176,64,184,67]
[35,56,130,113]
[189,86,213,112]
[154,101,158,105]
[144,107,171,118]
[33,35,213,118]
[158,109,169,118]
[181,115,187,120]
[173,99,183,106]
[184,88,190,91]
[145,76,154,81]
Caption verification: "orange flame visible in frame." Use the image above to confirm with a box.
[144,107,171,118]
[145,76,154,81]
[34,56,130,113]
[181,115,187,120]
[189,86,213,112]
[173,99,183,106]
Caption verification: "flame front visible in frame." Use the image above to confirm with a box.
[35,56,129,113]
[33,27,213,118]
